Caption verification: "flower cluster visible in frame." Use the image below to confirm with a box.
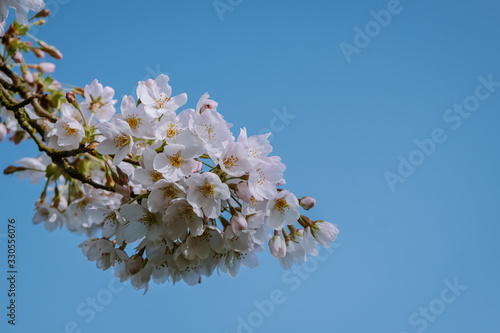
[0,12,339,292]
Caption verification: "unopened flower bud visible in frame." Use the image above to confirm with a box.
[194,160,202,173]
[230,213,248,234]
[66,92,79,109]
[74,87,84,97]
[299,196,316,210]
[235,181,251,202]
[128,254,143,275]
[32,48,45,58]
[12,52,23,63]
[38,62,55,73]
[38,41,63,59]
[117,167,129,185]
[32,19,46,26]
[269,235,286,258]
[24,70,34,83]
[115,184,131,200]
[3,165,23,175]
[33,9,50,19]
[311,221,339,248]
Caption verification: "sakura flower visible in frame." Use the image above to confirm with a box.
[117,95,154,138]
[1,106,18,132]
[120,203,159,244]
[221,251,259,278]
[33,201,64,232]
[80,79,117,122]
[154,108,205,155]
[163,199,204,240]
[248,157,286,200]
[185,172,230,218]
[302,227,319,256]
[185,225,225,259]
[266,190,300,229]
[189,108,233,158]
[96,118,133,165]
[279,239,306,270]
[80,238,117,271]
[218,142,252,177]
[65,195,103,233]
[133,149,167,187]
[48,116,85,149]
[223,227,256,253]
[136,74,187,118]
[0,0,45,31]
[311,221,339,248]
[237,128,273,165]
[14,154,50,184]
[196,92,218,113]
[86,205,121,238]
[153,144,198,182]
[130,261,153,293]
[60,103,89,124]
[147,180,186,213]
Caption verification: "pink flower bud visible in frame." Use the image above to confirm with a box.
[300,196,316,210]
[230,213,248,234]
[235,181,251,203]
[32,48,45,58]
[38,41,63,60]
[33,9,50,19]
[38,62,55,73]
[12,52,23,63]
[24,71,34,83]
[194,161,202,173]
[66,91,77,104]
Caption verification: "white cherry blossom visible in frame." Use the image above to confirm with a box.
[185,172,230,218]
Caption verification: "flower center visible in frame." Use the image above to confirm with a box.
[113,134,130,147]
[199,182,215,198]
[181,207,194,221]
[126,115,142,129]
[274,198,289,214]
[156,94,170,109]
[257,169,266,186]
[140,211,156,226]
[223,154,239,168]
[169,152,184,168]
[150,170,164,182]
[163,185,178,200]
[64,122,78,136]
[166,123,180,138]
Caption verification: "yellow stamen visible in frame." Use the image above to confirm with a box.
[274,198,289,214]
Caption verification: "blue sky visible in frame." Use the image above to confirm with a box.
[1,0,499,332]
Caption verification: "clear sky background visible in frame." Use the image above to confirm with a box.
[1,0,499,332]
